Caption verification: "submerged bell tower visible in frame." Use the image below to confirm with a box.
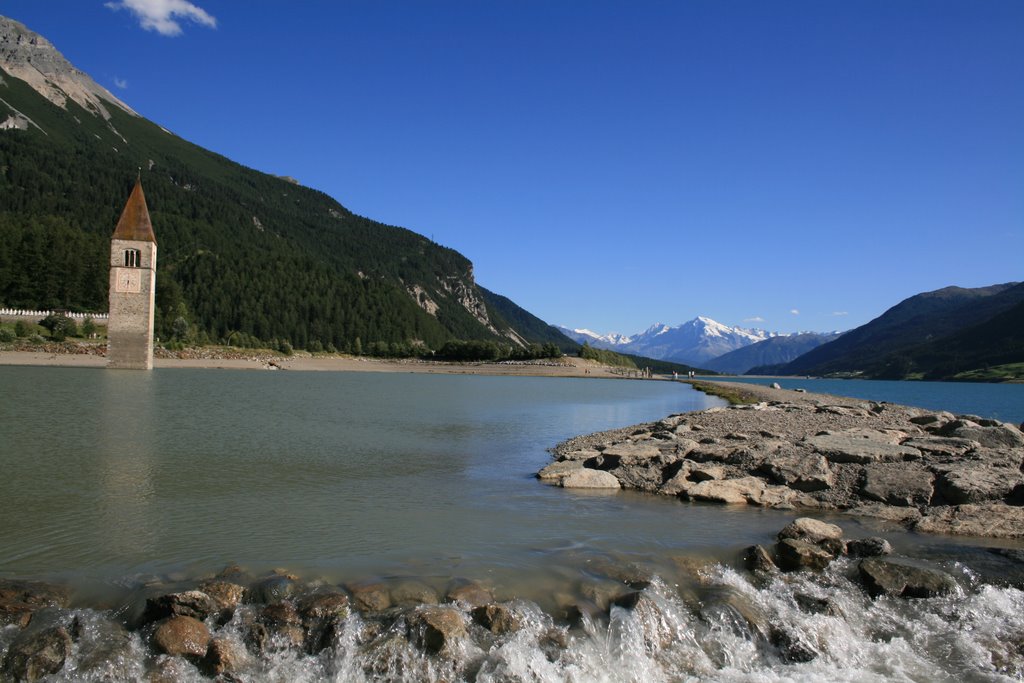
[107,177,157,369]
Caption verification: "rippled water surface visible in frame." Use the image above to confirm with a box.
[3,367,1024,681]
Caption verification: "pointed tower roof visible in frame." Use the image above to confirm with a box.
[112,177,156,243]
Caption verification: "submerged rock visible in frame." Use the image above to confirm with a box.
[0,579,70,628]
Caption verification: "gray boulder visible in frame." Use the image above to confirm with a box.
[761,453,834,492]
[946,423,1024,449]
[777,517,844,544]
[846,537,893,557]
[537,460,583,480]
[859,466,934,507]
[915,504,1024,539]
[776,539,835,571]
[560,469,620,489]
[857,558,957,598]
[806,430,921,464]
[937,467,1022,504]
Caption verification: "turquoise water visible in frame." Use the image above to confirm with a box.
[705,375,1024,424]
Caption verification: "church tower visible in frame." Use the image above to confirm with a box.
[107,178,157,369]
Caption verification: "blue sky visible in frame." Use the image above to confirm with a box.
[4,0,1022,335]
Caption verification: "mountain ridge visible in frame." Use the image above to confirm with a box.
[0,14,577,354]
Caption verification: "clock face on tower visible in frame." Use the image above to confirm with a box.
[114,268,142,293]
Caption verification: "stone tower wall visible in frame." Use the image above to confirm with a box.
[107,238,157,369]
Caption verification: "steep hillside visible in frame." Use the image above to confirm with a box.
[773,282,1024,379]
[703,332,841,374]
[0,15,552,352]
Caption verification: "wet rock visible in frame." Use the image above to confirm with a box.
[915,504,1024,538]
[471,603,521,635]
[858,558,958,598]
[936,467,1021,504]
[794,593,839,616]
[152,615,211,657]
[537,460,583,480]
[771,626,818,663]
[142,590,218,623]
[761,453,834,492]
[776,539,835,571]
[406,606,466,655]
[777,517,844,544]
[200,637,247,677]
[390,580,440,607]
[1,624,72,682]
[445,581,493,608]
[297,591,350,623]
[560,468,620,489]
[806,430,921,464]
[687,476,766,504]
[743,545,778,574]
[0,579,70,628]
[859,466,934,507]
[659,463,696,496]
[258,602,305,650]
[846,537,893,557]
[197,580,245,615]
[247,575,298,604]
[347,581,392,613]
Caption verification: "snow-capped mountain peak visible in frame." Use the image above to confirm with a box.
[558,316,787,367]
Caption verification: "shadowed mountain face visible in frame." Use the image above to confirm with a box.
[0,15,574,352]
[767,283,1024,380]
[701,332,841,375]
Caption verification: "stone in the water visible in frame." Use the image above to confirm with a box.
[915,504,1024,539]
[143,590,217,623]
[152,615,211,657]
[472,603,521,635]
[390,580,440,607]
[846,537,893,558]
[445,581,493,608]
[776,539,835,571]
[1,625,72,682]
[201,637,247,677]
[743,545,778,573]
[859,466,934,507]
[777,517,843,544]
[347,581,392,613]
[687,476,766,504]
[406,606,466,654]
[560,468,620,489]
[198,580,245,615]
[0,579,70,628]
[537,460,583,480]
[858,558,958,598]
[247,575,298,604]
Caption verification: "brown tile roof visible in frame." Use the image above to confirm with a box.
[111,178,156,243]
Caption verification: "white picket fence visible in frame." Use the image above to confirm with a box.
[0,308,109,321]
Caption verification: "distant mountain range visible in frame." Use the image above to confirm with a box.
[704,332,843,374]
[558,317,788,367]
[756,282,1024,380]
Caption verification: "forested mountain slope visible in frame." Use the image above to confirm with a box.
[0,15,570,353]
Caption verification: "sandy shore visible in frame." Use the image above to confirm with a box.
[0,348,645,379]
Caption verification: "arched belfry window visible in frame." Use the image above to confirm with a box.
[124,249,140,268]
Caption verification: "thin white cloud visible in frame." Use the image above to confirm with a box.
[831,311,849,317]
[789,309,800,315]
[114,77,128,90]
[106,0,217,36]
[743,316,765,323]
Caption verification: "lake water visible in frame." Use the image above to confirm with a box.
[705,375,1024,424]
[2,366,1023,681]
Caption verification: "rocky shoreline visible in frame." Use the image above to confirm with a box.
[3,514,1024,681]
[542,380,1024,539]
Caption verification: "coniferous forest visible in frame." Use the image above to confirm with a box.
[0,69,577,355]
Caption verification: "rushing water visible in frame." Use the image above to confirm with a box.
[1,366,1023,681]
[707,375,1024,424]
